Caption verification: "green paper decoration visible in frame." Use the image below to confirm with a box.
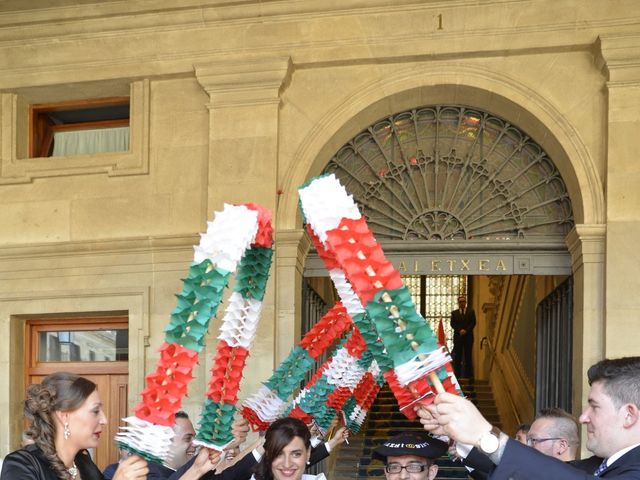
[234,247,273,301]
[163,261,231,352]
[351,312,393,372]
[367,287,439,365]
[197,399,237,446]
[265,346,315,400]
[341,397,361,433]
[297,375,333,417]
[116,442,164,465]
[314,403,337,430]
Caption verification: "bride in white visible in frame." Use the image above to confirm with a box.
[251,417,326,480]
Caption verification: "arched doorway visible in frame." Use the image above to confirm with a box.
[302,104,576,430]
[323,105,573,242]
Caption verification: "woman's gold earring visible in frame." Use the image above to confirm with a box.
[63,422,71,440]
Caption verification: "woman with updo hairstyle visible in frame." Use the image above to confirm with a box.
[252,417,325,480]
[0,372,148,480]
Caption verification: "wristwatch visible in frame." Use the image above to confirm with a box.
[478,426,501,455]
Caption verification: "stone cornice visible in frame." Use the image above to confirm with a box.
[0,2,638,89]
[0,234,199,260]
[195,56,292,107]
[565,224,606,270]
[596,33,640,83]
[275,228,308,254]
[0,0,590,44]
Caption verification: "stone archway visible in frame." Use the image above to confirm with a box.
[276,65,605,416]
[278,66,603,226]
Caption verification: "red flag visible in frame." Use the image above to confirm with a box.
[437,319,446,346]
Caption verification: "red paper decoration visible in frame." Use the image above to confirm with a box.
[326,386,352,410]
[383,370,418,420]
[344,326,366,357]
[241,405,272,431]
[306,224,340,270]
[288,405,313,424]
[244,203,273,247]
[206,341,250,404]
[134,342,199,426]
[325,218,403,304]
[353,372,379,411]
[299,302,352,359]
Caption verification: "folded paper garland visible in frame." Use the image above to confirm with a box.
[117,203,273,461]
[241,302,352,430]
[338,357,385,434]
[305,223,393,431]
[299,174,461,421]
[287,326,368,431]
[194,204,273,450]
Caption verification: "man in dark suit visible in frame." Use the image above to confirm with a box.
[526,408,579,462]
[450,296,476,379]
[145,411,197,479]
[417,356,640,479]
[454,408,601,478]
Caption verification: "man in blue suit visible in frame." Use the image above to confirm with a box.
[417,356,640,478]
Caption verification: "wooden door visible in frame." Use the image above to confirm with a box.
[26,316,129,471]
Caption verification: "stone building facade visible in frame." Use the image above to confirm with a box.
[0,0,638,465]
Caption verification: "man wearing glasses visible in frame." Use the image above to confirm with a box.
[527,407,602,472]
[526,408,579,462]
[372,431,448,480]
[417,356,640,479]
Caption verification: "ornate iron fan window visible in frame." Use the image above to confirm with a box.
[323,105,574,241]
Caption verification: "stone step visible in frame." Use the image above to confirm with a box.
[327,383,499,480]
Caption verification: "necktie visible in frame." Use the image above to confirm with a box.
[594,459,608,477]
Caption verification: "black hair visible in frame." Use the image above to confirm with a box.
[587,357,640,409]
[254,417,311,480]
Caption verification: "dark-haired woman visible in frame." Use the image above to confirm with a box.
[0,372,148,480]
[252,418,325,480]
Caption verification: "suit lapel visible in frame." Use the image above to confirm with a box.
[600,445,640,477]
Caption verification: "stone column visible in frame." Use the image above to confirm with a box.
[566,225,605,418]
[194,56,292,391]
[596,34,640,358]
[275,229,310,363]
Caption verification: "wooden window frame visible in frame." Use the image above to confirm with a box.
[29,96,130,158]
[0,80,150,183]
[26,316,129,377]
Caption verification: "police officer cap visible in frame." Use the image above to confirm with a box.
[372,431,448,462]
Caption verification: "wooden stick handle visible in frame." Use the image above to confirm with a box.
[429,372,445,394]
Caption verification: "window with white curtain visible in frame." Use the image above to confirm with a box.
[30,97,130,158]
[52,126,130,156]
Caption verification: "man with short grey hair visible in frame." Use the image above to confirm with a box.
[526,408,579,461]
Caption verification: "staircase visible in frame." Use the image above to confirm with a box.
[463,379,502,430]
[329,379,500,480]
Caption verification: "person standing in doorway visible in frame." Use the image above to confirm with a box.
[450,295,476,379]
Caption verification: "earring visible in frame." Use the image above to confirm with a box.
[63,422,71,440]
